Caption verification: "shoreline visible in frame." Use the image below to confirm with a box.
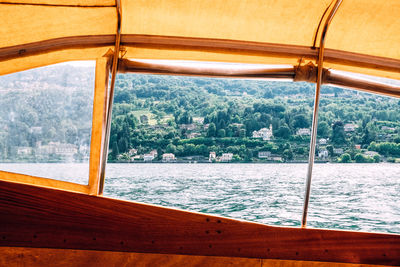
[1,161,396,164]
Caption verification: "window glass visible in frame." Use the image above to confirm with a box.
[0,61,95,184]
[104,73,313,226]
[310,82,400,234]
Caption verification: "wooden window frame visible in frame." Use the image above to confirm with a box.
[0,57,111,195]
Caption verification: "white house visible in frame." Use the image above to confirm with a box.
[131,155,142,161]
[37,142,77,157]
[382,126,396,131]
[271,156,282,161]
[193,117,204,124]
[186,132,201,139]
[252,124,273,141]
[344,123,358,132]
[209,152,216,162]
[128,148,138,155]
[220,153,233,162]
[258,151,271,159]
[333,148,344,155]
[179,124,196,130]
[296,128,311,136]
[17,147,33,155]
[319,138,327,145]
[149,149,158,157]
[162,153,176,162]
[143,154,155,162]
[318,149,329,159]
[364,151,379,157]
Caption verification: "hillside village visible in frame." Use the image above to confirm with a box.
[2,65,400,164]
[111,114,397,163]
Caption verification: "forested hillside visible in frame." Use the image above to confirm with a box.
[1,64,400,163]
[0,64,94,162]
[109,73,400,163]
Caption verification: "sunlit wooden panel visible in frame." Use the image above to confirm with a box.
[0,47,111,75]
[0,5,116,47]
[88,57,110,195]
[1,0,115,5]
[0,247,393,267]
[1,180,399,265]
[0,171,89,194]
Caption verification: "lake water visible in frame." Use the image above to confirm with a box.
[1,163,399,234]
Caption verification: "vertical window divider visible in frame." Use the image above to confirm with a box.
[301,0,343,227]
[88,57,112,195]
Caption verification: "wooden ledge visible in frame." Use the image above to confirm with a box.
[0,179,399,265]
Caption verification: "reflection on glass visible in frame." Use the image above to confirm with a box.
[310,85,400,234]
[0,62,95,184]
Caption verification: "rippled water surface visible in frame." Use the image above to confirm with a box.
[104,163,400,234]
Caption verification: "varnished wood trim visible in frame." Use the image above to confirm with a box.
[88,58,110,195]
[0,35,398,75]
[324,49,400,73]
[325,70,400,98]
[98,0,122,195]
[120,59,400,98]
[0,35,115,61]
[0,2,116,7]
[122,34,400,73]
[1,247,391,267]
[121,34,317,58]
[119,59,295,79]
[0,170,89,193]
[0,180,399,266]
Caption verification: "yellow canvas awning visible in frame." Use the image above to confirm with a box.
[0,0,399,79]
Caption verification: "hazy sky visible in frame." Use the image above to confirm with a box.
[60,60,400,86]
[61,61,95,67]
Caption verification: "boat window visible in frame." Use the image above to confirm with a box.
[0,61,95,184]
[104,73,313,227]
[310,82,400,234]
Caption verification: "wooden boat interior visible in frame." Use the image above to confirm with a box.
[0,0,399,266]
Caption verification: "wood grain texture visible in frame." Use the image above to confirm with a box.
[0,247,261,267]
[0,247,391,267]
[121,34,400,73]
[0,170,89,194]
[88,57,110,195]
[0,35,115,61]
[0,34,398,75]
[0,179,399,266]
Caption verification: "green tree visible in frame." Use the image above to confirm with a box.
[207,123,216,137]
[217,129,226,138]
[275,125,291,139]
[326,145,334,156]
[283,148,294,161]
[373,154,381,163]
[292,114,309,129]
[361,122,377,145]
[118,137,128,153]
[331,121,346,145]
[111,141,119,159]
[340,153,351,163]
[239,128,246,138]
[354,153,366,163]
[166,143,177,154]
[317,121,330,138]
